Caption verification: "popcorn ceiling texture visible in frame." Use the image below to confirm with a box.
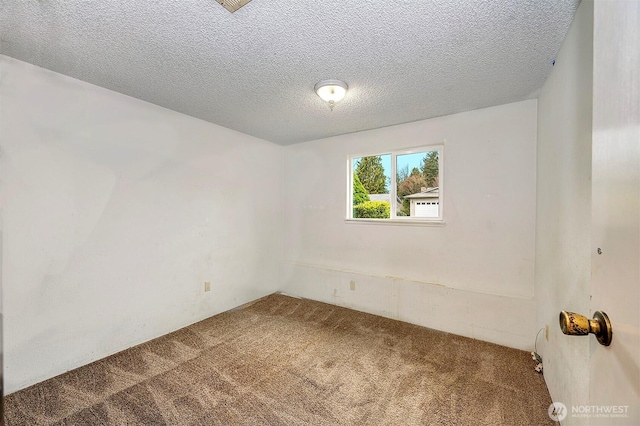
[0,0,579,145]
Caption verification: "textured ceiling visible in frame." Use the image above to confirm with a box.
[1,0,579,145]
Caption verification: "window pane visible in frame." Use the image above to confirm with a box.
[396,150,439,217]
[352,154,391,218]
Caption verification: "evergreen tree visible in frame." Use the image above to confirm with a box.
[353,173,370,205]
[421,151,439,188]
[355,156,388,194]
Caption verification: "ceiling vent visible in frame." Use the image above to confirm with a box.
[215,0,253,13]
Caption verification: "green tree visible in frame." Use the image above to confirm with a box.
[355,156,388,194]
[353,201,390,218]
[421,151,439,188]
[353,173,370,205]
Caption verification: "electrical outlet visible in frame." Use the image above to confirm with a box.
[204,281,211,292]
[349,280,356,291]
[545,324,549,341]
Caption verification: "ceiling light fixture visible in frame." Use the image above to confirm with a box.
[314,79,348,110]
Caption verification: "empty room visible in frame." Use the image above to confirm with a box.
[1,0,638,425]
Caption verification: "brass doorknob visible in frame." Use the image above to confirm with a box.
[559,311,612,346]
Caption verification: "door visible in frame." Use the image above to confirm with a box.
[590,1,639,424]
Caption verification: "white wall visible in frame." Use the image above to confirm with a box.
[535,0,593,421]
[0,56,283,393]
[281,100,538,349]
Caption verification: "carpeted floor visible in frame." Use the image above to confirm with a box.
[4,293,555,425]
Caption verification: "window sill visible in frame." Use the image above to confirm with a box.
[344,218,446,227]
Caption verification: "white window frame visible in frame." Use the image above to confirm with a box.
[346,144,444,225]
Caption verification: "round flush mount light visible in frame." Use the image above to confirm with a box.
[314,79,348,110]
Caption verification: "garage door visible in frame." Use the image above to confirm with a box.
[415,201,439,217]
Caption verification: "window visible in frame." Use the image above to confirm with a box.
[348,145,443,222]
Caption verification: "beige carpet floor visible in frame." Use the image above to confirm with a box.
[4,293,554,425]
